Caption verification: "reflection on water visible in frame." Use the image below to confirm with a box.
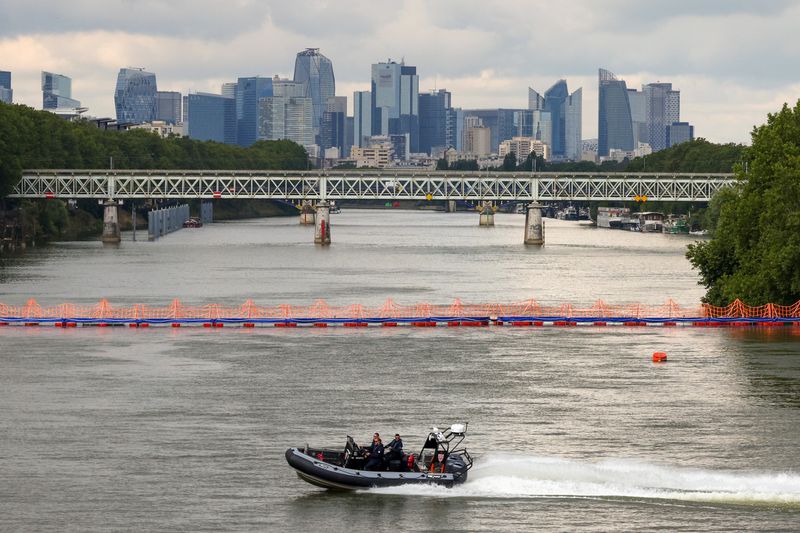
[1,211,799,531]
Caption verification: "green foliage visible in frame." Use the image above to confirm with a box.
[435,158,448,171]
[625,139,746,173]
[686,101,800,305]
[500,152,517,171]
[0,102,308,198]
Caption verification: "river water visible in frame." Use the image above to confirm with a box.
[1,210,799,532]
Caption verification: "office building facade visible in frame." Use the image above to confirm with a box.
[187,92,236,144]
[0,70,11,104]
[258,78,314,147]
[293,48,335,140]
[155,91,182,124]
[371,60,419,152]
[114,68,158,124]
[320,96,347,155]
[42,71,80,109]
[644,82,680,152]
[598,68,634,156]
[235,76,273,147]
[419,89,451,155]
[527,80,582,160]
[666,122,694,147]
[353,90,372,148]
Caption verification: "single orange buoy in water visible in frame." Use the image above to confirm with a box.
[652,352,667,363]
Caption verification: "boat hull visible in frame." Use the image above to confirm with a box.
[285,448,467,490]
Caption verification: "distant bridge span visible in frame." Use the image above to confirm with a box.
[10,170,736,202]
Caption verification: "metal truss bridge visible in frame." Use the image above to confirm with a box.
[9,170,737,202]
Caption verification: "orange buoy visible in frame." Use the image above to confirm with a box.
[652,351,667,363]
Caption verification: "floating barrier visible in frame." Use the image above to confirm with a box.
[1,298,799,329]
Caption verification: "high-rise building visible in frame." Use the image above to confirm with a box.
[293,48,335,141]
[258,77,314,146]
[464,126,491,157]
[528,88,544,111]
[627,88,648,147]
[114,68,157,124]
[598,68,634,157]
[643,82,680,152]
[371,60,419,152]
[221,82,237,99]
[235,76,273,147]
[320,96,347,154]
[353,90,372,148]
[666,122,694,147]
[564,88,582,161]
[187,92,236,144]
[343,116,354,158]
[514,109,552,148]
[155,91,182,124]
[42,71,80,109]
[462,109,518,153]
[0,70,11,104]
[526,80,583,160]
[418,89,451,155]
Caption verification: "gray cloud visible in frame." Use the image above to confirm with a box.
[0,0,270,39]
[1,0,798,143]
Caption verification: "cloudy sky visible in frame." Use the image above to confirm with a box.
[1,0,798,144]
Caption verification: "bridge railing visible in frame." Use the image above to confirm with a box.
[9,169,738,202]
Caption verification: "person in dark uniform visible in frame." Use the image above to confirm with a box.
[363,434,384,471]
[386,434,403,461]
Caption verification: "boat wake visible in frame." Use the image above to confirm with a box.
[370,454,800,506]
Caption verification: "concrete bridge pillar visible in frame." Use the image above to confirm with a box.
[446,200,457,213]
[299,200,316,225]
[102,200,121,244]
[314,201,331,245]
[524,201,545,245]
[479,201,494,226]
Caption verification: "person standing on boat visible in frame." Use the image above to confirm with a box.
[364,434,385,471]
[386,434,403,460]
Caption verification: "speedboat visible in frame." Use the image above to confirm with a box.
[285,423,473,490]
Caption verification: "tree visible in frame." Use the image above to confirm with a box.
[686,101,800,305]
[500,152,517,171]
[436,158,448,171]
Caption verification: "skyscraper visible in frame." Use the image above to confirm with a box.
[643,82,680,152]
[155,91,182,124]
[293,48,335,141]
[259,77,314,146]
[627,88,647,147]
[598,68,634,157]
[371,60,419,152]
[353,90,372,148]
[42,71,80,109]
[666,122,694,147]
[418,89,451,155]
[187,92,236,144]
[564,88,582,161]
[0,70,11,104]
[221,82,237,99]
[235,76,273,147]
[114,68,157,124]
[320,96,347,155]
[527,79,583,160]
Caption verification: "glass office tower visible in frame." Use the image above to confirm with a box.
[114,68,157,124]
[42,71,81,109]
[598,68,634,156]
[293,48,335,138]
[155,91,182,125]
[0,71,11,104]
[235,76,273,147]
[418,89,451,155]
[187,92,236,144]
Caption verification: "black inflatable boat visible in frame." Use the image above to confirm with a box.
[285,423,473,490]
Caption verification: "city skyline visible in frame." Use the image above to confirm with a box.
[1,0,799,144]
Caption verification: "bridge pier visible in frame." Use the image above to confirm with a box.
[299,200,316,225]
[479,202,494,226]
[446,200,457,213]
[314,201,331,245]
[524,201,545,245]
[102,200,121,244]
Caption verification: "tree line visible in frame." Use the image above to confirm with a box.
[0,102,308,198]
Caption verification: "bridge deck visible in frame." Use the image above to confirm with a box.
[9,170,737,202]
